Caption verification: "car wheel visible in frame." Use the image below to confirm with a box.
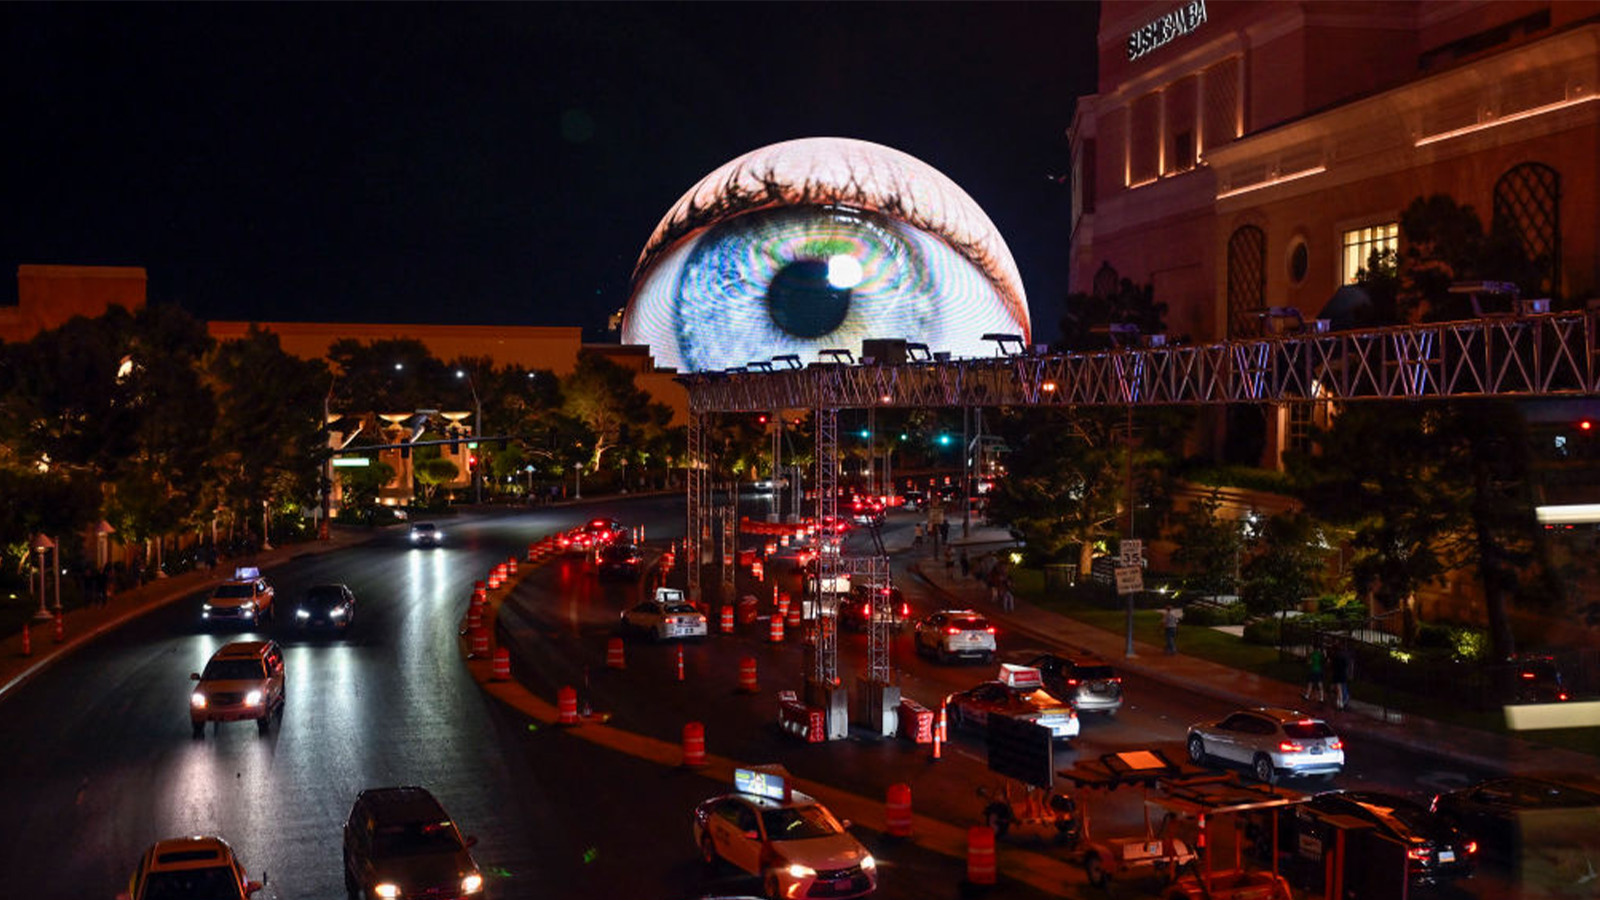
[192,722,205,740]
[699,833,719,870]
[257,714,271,736]
[763,872,782,900]
[1085,853,1109,889]
[1187,735,1206,765]
[937,645,951,664]
[343,851,358,896]
[1253,754,1276,784]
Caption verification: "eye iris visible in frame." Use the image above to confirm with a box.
[767,259,852,338]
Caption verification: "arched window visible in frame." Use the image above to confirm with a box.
[1226,226,1265,338]
[1494,162,1560,297]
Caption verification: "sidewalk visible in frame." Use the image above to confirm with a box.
[906,523,1600,777]
[0,527,378,703]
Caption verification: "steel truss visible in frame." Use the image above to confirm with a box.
[811,407,839,686]
[685,413,708,603]
[680,312,1600,412]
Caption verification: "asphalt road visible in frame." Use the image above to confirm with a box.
[0,496,1517,899]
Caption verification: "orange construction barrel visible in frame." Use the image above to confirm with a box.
[737,657,758,693]
[769,614,785,644]
[491,647,511,681]
[469,627,490,658]
[720,605,735,634]
[886,783,913,838]
[681,721,707,768]
[967,825,997,884]
[557,686,579,725]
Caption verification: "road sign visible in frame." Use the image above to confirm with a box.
[1119,539,1143,567]
[1114,565,1144,595]
[986,715,1054,788]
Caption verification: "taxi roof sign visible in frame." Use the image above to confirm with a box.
[999,663,1043,690]
[654,587,686,604]
[232,566,261,581]
[735,765,792,802]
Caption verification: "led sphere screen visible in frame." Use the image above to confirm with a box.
[622,137,1030,372]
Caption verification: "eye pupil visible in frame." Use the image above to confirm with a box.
[767,259,851,338]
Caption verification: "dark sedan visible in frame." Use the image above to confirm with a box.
[1295,791,1477,886]
[1431,774,1600,867]
[597,543,642,580]
[293,583,356,632]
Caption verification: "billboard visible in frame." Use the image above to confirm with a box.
[622,137,1030,372]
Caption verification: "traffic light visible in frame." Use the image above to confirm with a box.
[757,414,768,425]
[468,454,478,471]
[938,433,953,446]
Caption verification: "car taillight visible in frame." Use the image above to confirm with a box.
[1110,676,1123,684]
[1066,679,1079,687]
[1407,847,1431,861]
[1521,671,1536,679]
[1328,738,1344,750]
[945,626,961,635]
[1559,692,1571,701]
[897,603,909,617]
[1465,841,1477,855]
[1278,740,1304,753]
[985,626,997,634]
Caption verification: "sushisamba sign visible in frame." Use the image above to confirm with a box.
[1127,0,1208,62]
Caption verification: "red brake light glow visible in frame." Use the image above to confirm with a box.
[985,626,997,634]
[1465,841,1478,855]
[1278,740,1304,753]
[1407,847,1431,861]
[1328,738,1344,750]
[944,626,961,635]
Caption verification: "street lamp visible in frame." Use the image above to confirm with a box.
[32,534,58,621]
[456,369,483,505]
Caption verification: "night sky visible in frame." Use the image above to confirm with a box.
[3,3,1098,342]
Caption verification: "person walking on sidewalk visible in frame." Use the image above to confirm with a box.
[1162,604,1183,654]
[1303,642,1327,704]
[943,545,955,579]
[913,522,924,550]
[1330,642,1354,710]
[959,548,970,578]
[999,574,1015,612]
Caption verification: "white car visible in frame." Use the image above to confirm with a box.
[1187,706,1345,783]
[619,589,708,641]
[693,768,877,900]
[913,609,997,663]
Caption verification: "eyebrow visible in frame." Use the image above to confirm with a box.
[633,137,1028,334]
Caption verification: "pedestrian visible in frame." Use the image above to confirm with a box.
[1330,643,1353,710]
[959,548,970,578]
[943,545,955,579]
[913,522,925,550]
[939,520,951,545]
[1162,604,1183,654]
[999,574,1015,612]
[1303,642,1326,703]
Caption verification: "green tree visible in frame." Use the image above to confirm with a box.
[338,461,394,512]
[561,351,672,472]
[1240,512,1327,620]
[1170,489,1245,597]
[412,452,460,505]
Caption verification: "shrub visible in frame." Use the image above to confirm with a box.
[1242,617,1282,645]
[1185,602,1250,627]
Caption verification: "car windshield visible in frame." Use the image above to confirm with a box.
[412,523,436,532]
[951,617,989,631]
[1283,721,1337,739]
[212,584,255,600]
[1075,665,1116,680]
[306,586,346,603]
[202,659,266,681]
[372,820,462,857]
[141,866,240,899]
[604,546,636,559]
[761,804,841,840]
[662,603,699,615]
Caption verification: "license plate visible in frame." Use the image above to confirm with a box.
[966,634,982,642]
[834,878,854,889]
[1439,850,1455,863]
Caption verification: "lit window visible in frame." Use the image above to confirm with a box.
[1341,223,1398,284]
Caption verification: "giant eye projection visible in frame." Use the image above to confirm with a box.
[622,137,1030,372]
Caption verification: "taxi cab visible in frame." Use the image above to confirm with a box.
[117,835,262,900]
[693,766,877,899]
[202,567,275,628]
[191,640,286,738]
[948,663,1081,741]
[619,587,708,641]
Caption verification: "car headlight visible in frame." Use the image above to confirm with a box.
[330,607,347,618]
[786,862,817,879]
[244,690,263,706]
[191,692,207,709]
[461,872,484,893]
[202,603,213,612]
[373,883,399,899]
[295,608,310,619]
[241,601,255,611]
[860,854,876,871]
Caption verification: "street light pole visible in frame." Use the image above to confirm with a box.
[457,369,483,505]
[320,382,334,540]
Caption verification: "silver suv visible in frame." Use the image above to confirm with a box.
[1187,706,1344,783]
[913,610,996,664]
[1026,652,1124,716]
